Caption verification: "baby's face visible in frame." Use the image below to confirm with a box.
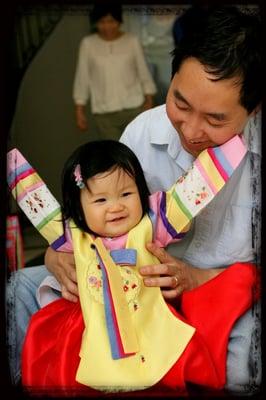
[80,167,143,238]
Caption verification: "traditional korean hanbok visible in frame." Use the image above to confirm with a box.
[7,136,259,395]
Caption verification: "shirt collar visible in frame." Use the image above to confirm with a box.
[149,106,195,171]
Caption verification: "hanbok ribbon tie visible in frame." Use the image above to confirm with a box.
[110,249,137,266]
[92,239,139,359]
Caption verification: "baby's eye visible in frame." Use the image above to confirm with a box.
[122,192,132,197]
[94,198,106,203]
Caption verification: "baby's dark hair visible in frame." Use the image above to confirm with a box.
[61,140,150,234]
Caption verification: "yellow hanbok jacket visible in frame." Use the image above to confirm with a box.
[7,135,247,390]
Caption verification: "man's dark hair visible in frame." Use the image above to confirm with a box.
[61,140,150,235]
[171,6,262,113]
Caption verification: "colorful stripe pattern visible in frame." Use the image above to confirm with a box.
[6,214,25,271]
[160,192,188,240]
[162,135,247,236]
[93,238,139,359]
[7,148,65,249]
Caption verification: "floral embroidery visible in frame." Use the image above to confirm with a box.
[177,170,189,183]
[26,199,38,213]
[175,164,214,214]
[21,186,59,223]
[194,187,209,205]
[25,190,48,213]
[33,192,44,208]
[88,275,102,290]
[86,260,141,309]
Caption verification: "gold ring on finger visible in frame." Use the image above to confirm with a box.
[173,276,178,289]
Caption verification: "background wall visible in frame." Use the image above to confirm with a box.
[9,14,96,203]
[8,5,184,204]
[123,5,185,105]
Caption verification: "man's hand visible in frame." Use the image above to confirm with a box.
[140,242,225,299]
[45,247,79,302]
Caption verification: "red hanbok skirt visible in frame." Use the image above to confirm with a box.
[22,263,259,397]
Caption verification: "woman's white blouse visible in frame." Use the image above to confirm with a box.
[73,32,157,114]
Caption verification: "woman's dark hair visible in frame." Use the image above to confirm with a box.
[90,3,123,25]
[61,140,150,234]
[171,5,262,113]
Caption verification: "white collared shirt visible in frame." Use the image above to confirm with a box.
[120,104,261,268]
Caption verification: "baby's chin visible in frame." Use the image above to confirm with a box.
[103,227,138,239]
[99,230,127,239]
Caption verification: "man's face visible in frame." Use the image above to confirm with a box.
[166,57,250,157]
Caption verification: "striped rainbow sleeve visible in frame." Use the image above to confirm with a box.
[7,148,66,250]
[163,135,247,237]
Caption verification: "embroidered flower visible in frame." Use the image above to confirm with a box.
[88,275,102,290]
[200,191,208,200]
[194,187,209,205]
[87,262,140,307]
[89,276,96,283]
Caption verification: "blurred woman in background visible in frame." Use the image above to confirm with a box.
[73,4,157,140]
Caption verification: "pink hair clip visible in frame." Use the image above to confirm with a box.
[74,164,85,189]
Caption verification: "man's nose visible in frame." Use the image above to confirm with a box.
[181,115,203,140]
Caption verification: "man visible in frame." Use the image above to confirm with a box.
[7,5,261,394]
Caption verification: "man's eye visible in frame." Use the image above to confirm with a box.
[175,102,189,111]
[207,121,224,128]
